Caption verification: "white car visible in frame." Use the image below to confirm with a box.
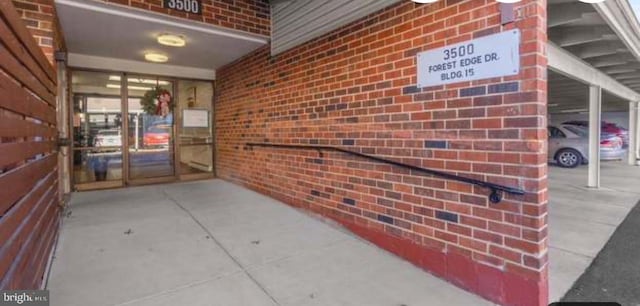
[548,124,625,168]
[93,129,122,148]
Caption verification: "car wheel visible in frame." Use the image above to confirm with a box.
[556,149,583,168]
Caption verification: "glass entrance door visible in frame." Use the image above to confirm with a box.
[176,80,215,180]
[70,69,214,191]
[71,70,124,190]
[126,75,176,183]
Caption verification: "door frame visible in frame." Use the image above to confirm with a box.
[123,73,178,186]
[69,90,126,191]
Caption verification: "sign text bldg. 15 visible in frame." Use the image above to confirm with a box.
[417,30,520,87]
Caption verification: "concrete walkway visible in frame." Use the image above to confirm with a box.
[47,180,490,306]
[548,161,640,302]
[562,200,640,304]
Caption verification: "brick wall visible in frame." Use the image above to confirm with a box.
[12,0,59,64]
[216,1,548,305]
[99,0,270,37]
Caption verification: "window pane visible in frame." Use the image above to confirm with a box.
[71,70,123,185]
[177,80,213,175]
[127,76,175,179]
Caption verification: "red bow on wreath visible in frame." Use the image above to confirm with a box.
[155,89,172,117]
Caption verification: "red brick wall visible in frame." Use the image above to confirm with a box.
[99,0,270,36]
[216,1,548,305]
[12,0,59,64]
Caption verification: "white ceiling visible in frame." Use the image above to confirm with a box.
[548,0,640,113]
[55,0,268,77]
[548,70,629,114]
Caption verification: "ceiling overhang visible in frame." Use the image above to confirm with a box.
[548,0,640,114]
[55,0,269,79]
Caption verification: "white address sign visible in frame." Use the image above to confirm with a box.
[417,30,520,87]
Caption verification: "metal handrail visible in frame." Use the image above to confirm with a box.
[246,142,526,204]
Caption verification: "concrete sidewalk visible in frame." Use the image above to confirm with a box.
[548,162,640,302]
[47,180,491,306]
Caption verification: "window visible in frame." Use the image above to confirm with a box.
[548,126,566,139]
[177,80,214,176]
[563,125,588,137]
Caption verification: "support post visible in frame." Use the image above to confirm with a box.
[55,52,71,196]
[636,104,640,162]
[588,85,601,188]
[629,102,638,165]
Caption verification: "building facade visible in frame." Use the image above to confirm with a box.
[1,1,549,305]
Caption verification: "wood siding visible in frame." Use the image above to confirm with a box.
[0,1,60,290]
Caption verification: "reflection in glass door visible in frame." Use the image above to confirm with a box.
[71,71,124,190]
[126,75,176,181]
[176,80,214,179]
[70,70,214,190]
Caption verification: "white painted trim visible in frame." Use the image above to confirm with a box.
[588,85,601,188]
[68,53,216,80]
[55,0,269,44]
[628,102,638,165]
[636,105,640,163]
[547,42,640,101]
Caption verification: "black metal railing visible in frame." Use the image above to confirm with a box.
[246,143,526,204]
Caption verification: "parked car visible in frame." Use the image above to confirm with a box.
[143,122,171,147]
[562,120,629,147]
[93,129,122,148]
[548,124,625,168]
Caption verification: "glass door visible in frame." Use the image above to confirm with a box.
[176,80,214,180]
[125,75,176,183]
[71,71,124,190]
[70,70,214,190]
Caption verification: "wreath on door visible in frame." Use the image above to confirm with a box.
[140,86,173,116]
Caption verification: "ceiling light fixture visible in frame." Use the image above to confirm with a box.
[108,76,169,85]
[411,0,438,3]
[144,52,168,63]
[496,0,522,3]
[157,34,186,47]
[106,84,153,91]
[132,78,170,85]
[578,0,605,3]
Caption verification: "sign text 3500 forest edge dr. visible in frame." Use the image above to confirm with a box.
[417,30,520,87]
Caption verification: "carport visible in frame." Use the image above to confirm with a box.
[547,0,640,301]
[548,0,640,187]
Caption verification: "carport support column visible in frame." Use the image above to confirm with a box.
[629,102,639,166]
[637,103,640,162]
[588,85,601,188]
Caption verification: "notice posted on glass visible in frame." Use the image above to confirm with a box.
[417,30,520,87]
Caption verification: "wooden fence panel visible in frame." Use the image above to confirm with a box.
[0,1,60,290]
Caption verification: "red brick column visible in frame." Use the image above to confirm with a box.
[216,1,548,305]
[12,0,59,64]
